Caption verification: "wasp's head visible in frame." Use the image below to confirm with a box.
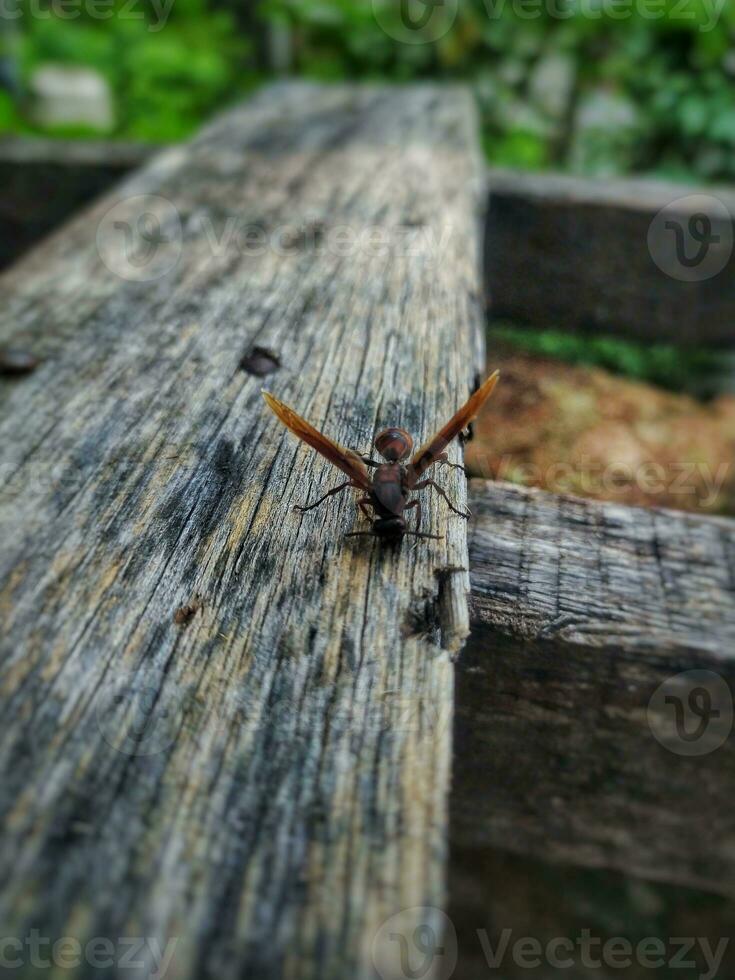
[374,427,413,462]
[373,515,405,539]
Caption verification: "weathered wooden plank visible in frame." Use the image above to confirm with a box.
[453,480,735,979]
[0,136,155,270]
[454,479,735,902]
[485,168,735,347]
[0,84,486,979]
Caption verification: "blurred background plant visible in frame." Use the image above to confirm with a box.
[0,0,252,140]
[1,0,734,181]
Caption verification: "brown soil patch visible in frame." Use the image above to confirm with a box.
[466,354,735,515]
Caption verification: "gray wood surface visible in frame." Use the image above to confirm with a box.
[485,168,735,348]
[0,83,486,980]
[455,479,735,900]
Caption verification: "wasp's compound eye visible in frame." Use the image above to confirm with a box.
[374,428,413,461]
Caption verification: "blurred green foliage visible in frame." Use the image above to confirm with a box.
[264,0,735,182]
[1,0,252,140]
[3,0,734,181]
[489,322,723,393]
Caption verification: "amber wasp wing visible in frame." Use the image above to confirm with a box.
[262,391,371,489]
[406,369,500,486]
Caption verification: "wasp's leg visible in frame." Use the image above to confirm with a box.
[293,481,355,513]
[404,498,422,530]
[348,449,380,468]
[356,496,373,521]
[436,452,465,474]
[412,479,470,519]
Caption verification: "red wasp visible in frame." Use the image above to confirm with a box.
[262,370,499,542]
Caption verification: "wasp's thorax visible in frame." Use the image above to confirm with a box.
[374,427,413,462]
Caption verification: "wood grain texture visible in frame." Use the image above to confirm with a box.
[485,168,735,347]
[455,479,735,899]
[0,84,486,979]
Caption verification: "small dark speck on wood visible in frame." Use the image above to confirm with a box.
[240,345,281,377]
[0,348,39,375]
[173,598,202,625]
